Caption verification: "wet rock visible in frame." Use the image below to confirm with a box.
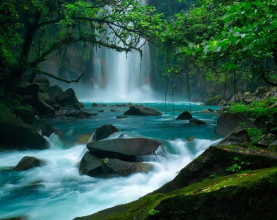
[79,153,153,177]
[189,118,207,125]
[87,138,162,162]
[92,103,98,107]
[102,158,153,176]
[124,105,162,116]
[79,152,102,176]
[217,127,250,147]
[40,123,57,137]
[176,111,192,120]
[46,85,63,99]
[55,108,94,118]
[216,113,256,136]
[55,88,82,110]
[98,110,104,113]
[14,156,45,171]
[0,106,48,150]
[92,124,120,141]
[200,108,214,113]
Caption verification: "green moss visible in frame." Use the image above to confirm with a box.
[80,167,277,220]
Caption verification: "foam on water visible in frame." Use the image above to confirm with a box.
[0,133,218,220]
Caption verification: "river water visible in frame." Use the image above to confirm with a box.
[0,102,220,220]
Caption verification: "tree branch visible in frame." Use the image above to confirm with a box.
[34,69,85,84]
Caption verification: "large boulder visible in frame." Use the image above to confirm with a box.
[92,124,119,141]
[216,112,256,136]
[0,106,48,150]
[87,138,162,162]
[46,85,63,99]
[79,152,153,177]
[124,105,162,116]
[55,88,82,110]
[153,146,277,194]
[79,152,103,176]
[74,148,277,220]
[14,156,45,171]
[217,127,250,147]
[102,158,153,176]
[176,111,192,120]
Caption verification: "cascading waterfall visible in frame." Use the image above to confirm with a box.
[88,0,154,102]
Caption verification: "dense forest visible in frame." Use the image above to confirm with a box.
[0,0,277,219]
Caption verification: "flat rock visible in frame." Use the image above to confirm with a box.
[176,111,192,120]
[124,105,161,116]
[14,156,45,171]
[87,138,162,162]
[216,112,256,136]
[92,124,119,141]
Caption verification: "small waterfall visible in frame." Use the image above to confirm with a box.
[89,0,154,103]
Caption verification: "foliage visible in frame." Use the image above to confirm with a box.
[148,209,159,216]
[156,0,277,86]
[229,98,277,118]
[0,0,164,87]
[246,128,264,143]
[225,157,251,174]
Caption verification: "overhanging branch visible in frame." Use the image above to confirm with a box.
[34,70,85,84]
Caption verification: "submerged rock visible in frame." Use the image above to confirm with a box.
[176,111,192,120]
[0,106,48,151]
[87,138,162,162]
[189,118,207,125]
[92,124,120,141]
[14,156,45,171]
[216,112,256,136]
[55,88,83,110]
[124,105,162,116]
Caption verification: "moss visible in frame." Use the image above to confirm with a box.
[76,167,277,220]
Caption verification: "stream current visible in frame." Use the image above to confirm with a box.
[0,102,220,220]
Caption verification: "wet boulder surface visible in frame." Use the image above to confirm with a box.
[79,137,163,177]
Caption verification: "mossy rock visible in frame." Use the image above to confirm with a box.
[0,106,48,150]
[204,95,223,106]
[74,167,277,220]
[153,146,277,194]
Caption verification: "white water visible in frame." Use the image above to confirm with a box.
[0,135,217,220]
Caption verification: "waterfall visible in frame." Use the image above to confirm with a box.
[88,0,154,103]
